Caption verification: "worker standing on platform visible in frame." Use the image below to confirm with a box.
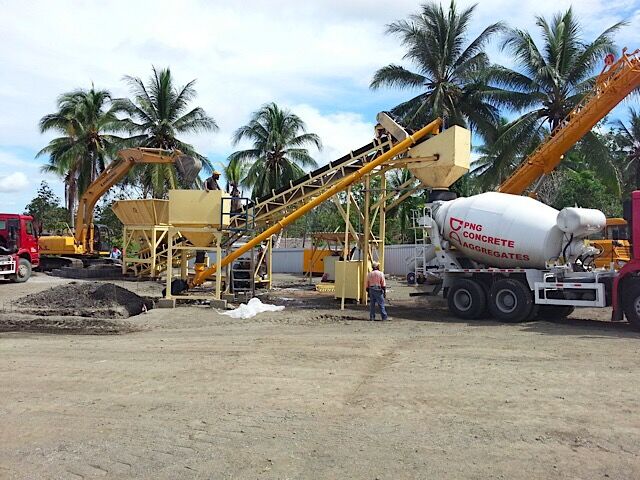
[365,261,389,321]
[204,171,222,191]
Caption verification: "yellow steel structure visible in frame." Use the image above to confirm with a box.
[335,260,363,302]
[408,125,471,188]
[498,49,640,195]
[40,148,200,257]
[186,118,444,290]
[112,199,173,278]
[168,190,231,246]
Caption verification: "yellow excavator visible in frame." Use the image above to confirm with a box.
[39,147,201,270]
[497,48,640,268]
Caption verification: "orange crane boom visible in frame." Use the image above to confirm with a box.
[498,48,640,195]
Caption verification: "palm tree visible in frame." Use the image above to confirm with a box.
[38,86,126,221]
[471,118,547,190]
[228,103,322,199]
[114,66,218,197]
[483,8,625,192]
[370,0,508,136]
[222,157,249,213]
[614,108,640,192]
[494,9,624,132]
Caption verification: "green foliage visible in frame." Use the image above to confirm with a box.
[552,170,621,217]
[284,203,343,241]
[24,181,70,233]
[114,66,218,198]
[611,107,640,195]
[478,8,625,190]
[37,86,128,219]
[94,194,126,247]
[229,102,321,199]
[370,0,507,137]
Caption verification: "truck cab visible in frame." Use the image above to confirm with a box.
[0,213,40,282]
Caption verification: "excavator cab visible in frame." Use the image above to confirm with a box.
[174,154,202,185]
[93,224,113,254]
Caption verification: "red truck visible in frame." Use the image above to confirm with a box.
[0,213,39,283]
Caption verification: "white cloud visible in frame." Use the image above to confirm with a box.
[0,149,65,209]
[289,105,374,165]
[1,0,639,205]
[0,172,29,193]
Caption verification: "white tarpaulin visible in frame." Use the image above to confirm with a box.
[221,297,285,319]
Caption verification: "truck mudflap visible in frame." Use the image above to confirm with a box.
[0,256,16,276]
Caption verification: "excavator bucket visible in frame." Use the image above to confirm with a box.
[175,154,202,185]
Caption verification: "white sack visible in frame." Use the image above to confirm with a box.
[221,297,284,319]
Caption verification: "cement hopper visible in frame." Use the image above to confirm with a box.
[168,189,231,247]
[111,199,169,226]
[407,125,471,188]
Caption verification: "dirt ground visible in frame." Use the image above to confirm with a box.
[1,272,639,479]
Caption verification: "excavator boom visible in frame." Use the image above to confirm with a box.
[498,49,640,195]
[75,148,201,253]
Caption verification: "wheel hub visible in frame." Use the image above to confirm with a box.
[634,297,640,317]
[453,288,472,311]
[17,264,27,278]
[495,289,517,314]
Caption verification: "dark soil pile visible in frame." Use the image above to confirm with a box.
[15,282,153,319]
[0,313,138,335]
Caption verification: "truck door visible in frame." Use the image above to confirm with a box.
[23,219,39,264]
[7,219,19,253]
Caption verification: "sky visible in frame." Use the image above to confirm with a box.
[1,0,639,212]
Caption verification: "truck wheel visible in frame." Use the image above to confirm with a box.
[537,305,575,320]
[11,258,32,283]
[447,279,486,320]
[622,281,640,330]
[488,278,533,323]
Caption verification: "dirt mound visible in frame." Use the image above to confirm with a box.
[15,282,153,319]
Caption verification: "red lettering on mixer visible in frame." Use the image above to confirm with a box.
[448,216,530,262]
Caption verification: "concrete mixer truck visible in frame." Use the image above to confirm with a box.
[416,191,616,322]
[395,119,640,328]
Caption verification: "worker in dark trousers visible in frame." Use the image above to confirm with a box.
[204,171,222,191]
[365,261,389,321]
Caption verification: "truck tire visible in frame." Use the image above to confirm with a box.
[488,278,533,323]
[537,305,575,320]
[622,281,640,330]
[447,279,486,320]
[11,258,31,283]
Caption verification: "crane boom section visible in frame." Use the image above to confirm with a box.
[75,148,189,253]
[189,118,443,288]
[498,49,640,195]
